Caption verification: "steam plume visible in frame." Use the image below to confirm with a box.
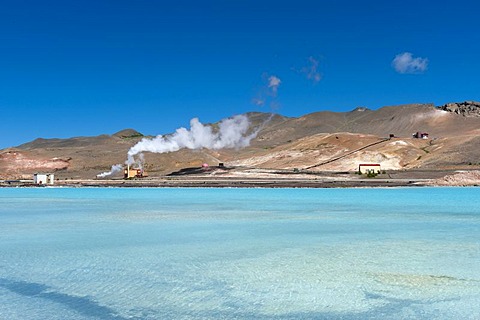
[127,114,258,165]
[96,164,123,178]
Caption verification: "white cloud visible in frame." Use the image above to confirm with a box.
[268,75,281,96]
[252,73,281,108]
[392,52,428,74]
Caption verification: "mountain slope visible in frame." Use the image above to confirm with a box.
[1,102,480,179]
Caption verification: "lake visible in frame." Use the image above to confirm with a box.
[0,187,479,319]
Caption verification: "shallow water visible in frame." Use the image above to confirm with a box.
[0,187,479,319]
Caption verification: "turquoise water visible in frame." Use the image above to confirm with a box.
[0,187,479,319]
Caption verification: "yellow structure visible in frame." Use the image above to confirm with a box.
[124,166,148,179]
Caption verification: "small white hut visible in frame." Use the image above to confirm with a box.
[34,173,55,185]
[358,164,381,174]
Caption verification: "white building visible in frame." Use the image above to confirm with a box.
[33,173,55,185]
[358,164,381,174]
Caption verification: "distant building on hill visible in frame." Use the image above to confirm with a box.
[412,132,429,139]
[34,173,55,185]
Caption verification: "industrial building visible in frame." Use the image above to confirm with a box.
[124,166,148,179]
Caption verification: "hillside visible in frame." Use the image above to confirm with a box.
[1,102,480,180]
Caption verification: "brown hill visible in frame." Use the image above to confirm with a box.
[255,103,479,145]
[1,102,480,180]
[1,131,145,179]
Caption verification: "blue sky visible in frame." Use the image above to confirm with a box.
[1,0,479,148]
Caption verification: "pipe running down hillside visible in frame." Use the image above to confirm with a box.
[304,138,391,170]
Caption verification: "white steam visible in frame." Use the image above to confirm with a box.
[127,114,258,165]
[96,164,123,178]
[130,153,145,170]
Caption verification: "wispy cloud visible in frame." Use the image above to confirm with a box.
[392,52,428,74]
[300,56,322,83]
[292,56,322,84]
[252,73,281,107]
[252,98,265,106]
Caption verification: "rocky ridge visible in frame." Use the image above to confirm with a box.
[438,101,480,117]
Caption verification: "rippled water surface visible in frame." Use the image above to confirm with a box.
[0,187,479,319]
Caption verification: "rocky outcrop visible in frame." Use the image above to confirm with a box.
[426,170,480,186]
[113,129,144,139]
[438,101,480,117]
